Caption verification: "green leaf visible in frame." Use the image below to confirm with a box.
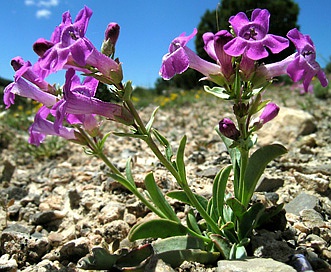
[77,247,120,270]
[238,202,265,241]
[210,234,232,259]
[97,131,112,150]
[153,236,205,253]
[125,157,135,187]
[123,80,133,101]
[156,249,220,268]
[204,85,231,99]
[166,190,208,210]
[144,173,178,221]
[152,129,173,162]
[146,107,159,133]
[129,219,188,241]
[108,173,136,191]
[176,135,187,183]
[113,132,148,140]
[226,197,246,220]
[116,244,153,270]
[242,144,287,207]
[229,243,247,259]
[186,210,202,235]
[212,165,232,220]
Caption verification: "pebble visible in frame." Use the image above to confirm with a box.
[0,254,18,272]
[217,257,296,272]
[285,193,319,216]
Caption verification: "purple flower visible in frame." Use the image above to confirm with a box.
[160,29,220,81]
[286,28,328,92]
[34,6,123,84]
[219,118,240,140]
[29,106,76,146]
[53,69,134,132]
[3,76,57,109]
[203,30,234,82]
[224,9,289,60]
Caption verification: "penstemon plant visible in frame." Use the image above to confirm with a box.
[3,6,328,270]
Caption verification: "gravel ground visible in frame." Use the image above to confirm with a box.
[0,87,330,271]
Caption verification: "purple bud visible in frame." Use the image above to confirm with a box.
[33,38,54,57]
[102,23,120,57]
[219,118,240,140]
[105,23,120,45]
[259,103,280,124]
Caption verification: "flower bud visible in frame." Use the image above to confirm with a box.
[259,102,279,124]
[219,118,240,140]
[101,23,120,57]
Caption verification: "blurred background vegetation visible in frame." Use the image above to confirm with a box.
[0,0,330,139]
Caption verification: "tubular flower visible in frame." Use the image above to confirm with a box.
[53,69,133,132]
[101,23,120,57]
[218,118,240,140]
[224,9,289,60]
[203,30,234,82]
[34,6,123,84]
[160,29,220,81]
[3,57,57,108]
[286,28,328,92]
[29,106,77,146]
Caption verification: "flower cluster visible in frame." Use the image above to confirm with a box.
[160,9,328,141]
[4,6,133,146]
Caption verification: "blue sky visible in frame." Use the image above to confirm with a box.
[1,0,330,88]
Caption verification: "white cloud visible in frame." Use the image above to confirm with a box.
[24,0,60,19]
[36,9,51,19]
[38,0,60,8]
[24,0,35,5]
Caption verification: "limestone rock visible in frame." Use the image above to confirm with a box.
[257,107,316,146]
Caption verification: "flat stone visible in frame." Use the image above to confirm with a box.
[255,174,284,192]
[217,257,296,272]
[285,193,319,216]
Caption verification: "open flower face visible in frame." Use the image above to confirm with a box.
[224,9,289,60]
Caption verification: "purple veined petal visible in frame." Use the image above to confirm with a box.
[223,38,248,57]
[203,32,217,61]
[316,69,329,88]
[169,28,197,53]
[72,5,93,38]
[251,9,270,33]
[245,41,269,60]
[160,47,190,80]
[29,106,76,146]
[3,78,57,109]
[228,12,250,36]
[263,34,290,54]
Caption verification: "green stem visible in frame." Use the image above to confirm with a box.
[238,148,249,205]
[77,127,167,219]
[125,100,221,235]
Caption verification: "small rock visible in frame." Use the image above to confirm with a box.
[293,171,330,193]
[103,220,130,244]
[300,209,326,229]
[255,174,284,192]
[1,160,16,182]
[59,237,90,262]
[196,167,219,179]
[217,257,296,272]
[30,210,65,226]
[285,193,319,216]
[0,254,18,272]
[257,107,317,146]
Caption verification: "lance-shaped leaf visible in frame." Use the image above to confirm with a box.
[167,190,208,210]
[129,219,188,241]
[242,144,287,207]
[144,172,179,222]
